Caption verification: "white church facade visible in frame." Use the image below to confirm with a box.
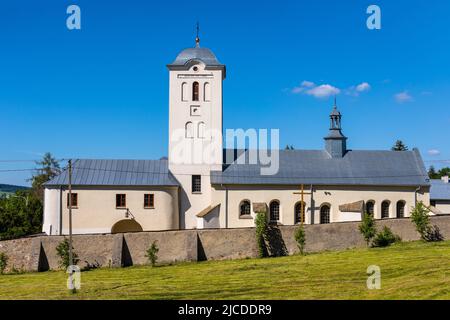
[42,38,431,235]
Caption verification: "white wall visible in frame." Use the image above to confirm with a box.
[43,187,61,235]
[211,184,430,228]
[44,186,179,235]
[168,62,224,229]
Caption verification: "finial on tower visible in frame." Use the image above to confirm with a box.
[195,22,200,47]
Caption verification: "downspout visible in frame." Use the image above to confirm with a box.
[414,186,421,206]
[221,184,228,229]
[310,184,314,224]
[59,185,63,235]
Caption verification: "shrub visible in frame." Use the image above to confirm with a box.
[410,201,443,242]
[372,226,401,248]
[423,225,444,242]
[0,252,8,274]
[294,224,306,255]
[255,212,268,258]
[56,237,79,269]
[146,241,159,267]
[359,213,376,246]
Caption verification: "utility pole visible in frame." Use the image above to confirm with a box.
[68,159,73,268]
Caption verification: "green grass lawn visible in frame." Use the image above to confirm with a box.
[0,241,449,300]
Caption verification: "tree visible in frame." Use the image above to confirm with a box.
[0,190,43,240]
[410,201,444,242]
[391,140,408,151]
[255,212,268,258]
[146,241,159,267]
[29,152,60,202]
[428,166,439,179]
[359,213,377,246]
[56,237,79,269]
[294,224,306,255]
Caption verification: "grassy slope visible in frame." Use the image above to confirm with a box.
[0,241,449,300]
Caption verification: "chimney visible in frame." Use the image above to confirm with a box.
[442,176,449,184]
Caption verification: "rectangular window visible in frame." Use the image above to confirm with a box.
[116,194,126,208]
[144,194,155,208]
[192,175,201,193]
[67,193,78,208]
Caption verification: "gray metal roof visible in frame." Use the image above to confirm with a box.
[211,148,430,186]
[168,47,223,67]
[430,179,450,200]
[45,159,179,187]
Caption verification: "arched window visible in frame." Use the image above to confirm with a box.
[269,200,280,222]
[181,82,188,101]
[396,201,405,218]
[295,202,306,224]
[366,201,375,216]
[198,122,205,139]
[240,200,251,216]
[185,122,194,138]
[381,201,390,219]
[320,205,330,224]
[204,82,211,101]
[192,82,199,101]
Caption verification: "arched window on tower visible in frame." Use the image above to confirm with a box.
[295,202,306,224]
[197,122,205,139]
[181,82,188,101]
[185,122,194,138]
[204,82,211,102]
[192,82,199,101]
[320,205,330,224]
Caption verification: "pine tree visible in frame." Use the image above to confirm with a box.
[392,140,408,151]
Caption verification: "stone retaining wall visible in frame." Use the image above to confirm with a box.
[0,215,448,273]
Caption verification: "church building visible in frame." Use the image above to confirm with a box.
[42,37,431,235]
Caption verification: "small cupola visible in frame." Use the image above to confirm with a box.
[324,99,347,158]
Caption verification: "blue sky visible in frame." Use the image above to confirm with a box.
[0,0,449,186]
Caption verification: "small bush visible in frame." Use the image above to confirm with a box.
[146,241,159,267]
[56,238,79,269]
[255,212,268,258]
[423,225,444,242]
[0,252,8,274]
[359,213,376,246]
[294,224,306,255]
[372,226,401,248]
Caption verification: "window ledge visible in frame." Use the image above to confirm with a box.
[239,215,253,220]
[192,192,202,195]
[144,207,155,210]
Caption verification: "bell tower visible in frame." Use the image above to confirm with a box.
[166,34,226,228]
[324,99,347,158]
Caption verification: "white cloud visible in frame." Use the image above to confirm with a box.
[428,149,441,156]
[306,84,340,98]
[395,91,413,103]
[356,82,371,92]
[346,82,371,96]
[301,80,315,88]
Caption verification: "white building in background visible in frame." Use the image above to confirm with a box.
[43,37,432,235]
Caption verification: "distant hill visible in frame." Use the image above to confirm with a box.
[0,184,30,196]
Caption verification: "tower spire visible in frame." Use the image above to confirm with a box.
[195,22,200,47]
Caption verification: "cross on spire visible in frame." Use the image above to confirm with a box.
[195,22,200,47]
